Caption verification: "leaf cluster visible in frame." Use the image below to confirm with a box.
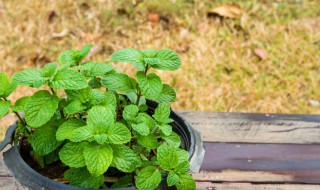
[0,45,195,190]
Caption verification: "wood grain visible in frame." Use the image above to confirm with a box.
[179,111,320,144]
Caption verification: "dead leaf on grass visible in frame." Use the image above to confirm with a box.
[148,12,160,23]
[208,3,243,19]
[254,48,268,60]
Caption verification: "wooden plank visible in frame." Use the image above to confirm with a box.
[196,182,320,190]
[193,142,320,184]
[178,111,320,144]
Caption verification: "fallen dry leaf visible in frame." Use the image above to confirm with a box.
[148,12,160,23]
[208,3,243,19]
[254,48,268,60]
[45,10,57,24]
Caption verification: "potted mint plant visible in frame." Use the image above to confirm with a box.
[0,45,204,190]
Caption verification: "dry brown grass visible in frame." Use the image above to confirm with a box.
[1,0,320,138]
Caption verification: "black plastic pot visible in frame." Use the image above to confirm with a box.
[0,101,205,190]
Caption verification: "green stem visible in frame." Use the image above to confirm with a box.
[2,97,26,127]
[135,64,149,106]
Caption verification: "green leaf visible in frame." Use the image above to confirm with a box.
[84,143,113,176]
[87,106,114,134]
[12,96,29,112]
[3,82,17,98]
[25,90,59,127]
[111,144,141,172]
[157,144,178,170]
[167,171,179,186]
[106,122,131,144]
[70,125,94,142]
[64,167,104,189]
[175,161,190,174]
[142,49,158,58]
[136,166,162,190]
[110,176,133,189]
[0,100,11,119]
[28,124,62,156]
[156,84,176,104]
[177,149,189,164]
[64,99,87,114]
[162,132,181,148]
[51,69,88,90]
[131,122,150,136]
[104,91,117,111]
[88,77,102,89]
[59,50,81,66]
[88,89,107,106]
[137,134,159,149]
[110,48,145,70]
[175,173,196,190]
[12,69,47,88]
[123,104,139,121]
[137,113,155,130]
[150,49,181,71]
[101,73,136,94]
[65,87,90,102]
[94,134,108,144]
[56,119,86,141]
[79,44,93,59]
[136,72,163,99]
[0,72,10,96]
[126,92,146,106]
[153,103,171,123]
[44,147,60,165]
[42,62,57,77]
[159,124,172,136]
[59,142,87,168]
[77,61,113,77]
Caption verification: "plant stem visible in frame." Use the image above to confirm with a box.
[2,97,26,127]
[135,64,149,106]
[49,87,65,119]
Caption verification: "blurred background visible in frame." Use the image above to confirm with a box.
[1,0,320,137]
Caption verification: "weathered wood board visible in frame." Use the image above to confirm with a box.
[1,111,320,189]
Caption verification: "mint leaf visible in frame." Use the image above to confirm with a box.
[0,72,9,96]
[137,134,159,149]
[159,124,172,136]
[59,50,81,66]
[136,72,163,99]
[94,134,108,144]
[0,100,11,119]
[151,49,181,71]
[59,142,87,168]
[64,167,104,189]
[167,171,179,186]
[136,166,162,190]
[110,48,145,70]
[12,96,29,112]
[131,122,150,136]
[3,82,17,98]
[162,132,181,148]
[56,119,86,141]
[25,90,59,127]
[77,61,113,77]
[87,106,114,134]
[153,103,170,123]
[28,124,62,156]
[177,149,189,164]
[70,125,94,142]
[66,87,90,102]
[101,73,136,94]
[157,144,178,170]
[104,91,117,111]
[106,122,131,144]
[64,99,87,114]
[110,176,133,189]
[156,84,176,104]
[12,69,46,88]
[175,161,190,174]
[51,69,88,90]
[175,173,196,190]
[142,49,158,58]
[137,113,155,130]
[123,104,139,121]
[42,62,57,77]
[111,144,141,172]
[79,44,93,59]
[84,143,113,176]
[88,89,107,106]
[127,92,146,106]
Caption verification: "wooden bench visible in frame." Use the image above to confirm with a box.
[1,111,320,190]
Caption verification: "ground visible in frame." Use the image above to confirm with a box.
[1,0,320,138]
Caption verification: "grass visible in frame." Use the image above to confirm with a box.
[1,0,320,138]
